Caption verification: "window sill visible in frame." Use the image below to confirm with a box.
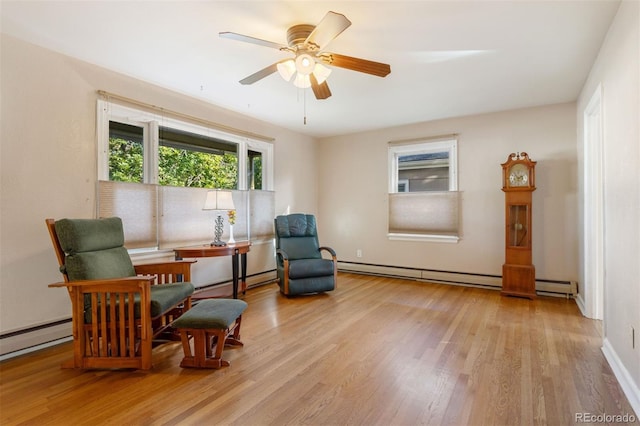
[387,233,459,243]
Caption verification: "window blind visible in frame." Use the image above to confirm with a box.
[249,190,275,240]
[388,191,460,236]
[98,180,158,249]
[98,181,274,249]
[159,186,218,248]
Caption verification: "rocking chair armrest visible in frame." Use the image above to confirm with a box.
[319,246,337,260]
[134,260,195,277]
[48,276,155,289]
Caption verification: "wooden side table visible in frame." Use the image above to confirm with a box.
[174,241,251,299]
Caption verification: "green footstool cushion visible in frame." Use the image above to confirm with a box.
[173,299,247,330]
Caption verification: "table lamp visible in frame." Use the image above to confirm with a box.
[203,190,235,246]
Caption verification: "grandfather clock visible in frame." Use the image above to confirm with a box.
[501,152,536,299]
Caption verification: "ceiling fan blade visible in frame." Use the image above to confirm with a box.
[239,63,279,85]
[305,11,351,50]
[219,32,287,51]
[310,74,332,100]
[321,53,391,77]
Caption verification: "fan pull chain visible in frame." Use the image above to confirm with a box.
[303,89,307,125]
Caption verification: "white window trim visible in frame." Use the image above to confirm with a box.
[247,139,274,190]
[97,99,274,190]
[388,139,458,193]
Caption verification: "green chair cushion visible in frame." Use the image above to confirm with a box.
[150,283,195,317]
[65,247,136,281]
[83,282,195,323]
[173,299,248,330]
[55,217,126,254]
[55,217,136,280]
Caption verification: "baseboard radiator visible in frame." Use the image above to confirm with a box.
[0,319,72,359]
[338,261,577,298]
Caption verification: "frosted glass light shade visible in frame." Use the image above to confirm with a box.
[293,73,311,89]
[279,54,331,88]
[277,60,296,82]
[312,63,331,84]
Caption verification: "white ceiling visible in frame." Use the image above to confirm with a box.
[1,1,620,138]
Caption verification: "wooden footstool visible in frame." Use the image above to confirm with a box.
[172,298,247,369]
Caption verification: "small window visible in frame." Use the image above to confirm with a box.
[389,139,457,193]
[388,137,459,243]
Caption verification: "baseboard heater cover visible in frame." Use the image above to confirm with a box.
[0,319,72,359]
[194,270,277,292]
[338,261,576,297]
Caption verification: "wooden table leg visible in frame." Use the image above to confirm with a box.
[241,252,247,294]
[232,250,239,299]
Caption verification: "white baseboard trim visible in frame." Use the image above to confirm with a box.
[601,338,640,418]
[338,261,576,298]
[575,292,587,317]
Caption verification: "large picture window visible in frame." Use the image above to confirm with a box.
[388,137,460,242]
[98,100,273,190]
[97,99,274,251]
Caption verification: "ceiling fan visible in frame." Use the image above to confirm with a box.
[219,11,391,100]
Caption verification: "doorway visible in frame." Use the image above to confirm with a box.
[582,84,604,320]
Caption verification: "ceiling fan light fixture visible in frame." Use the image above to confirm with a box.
[295,53,315,76]
[312,63,332,84]
[293,73,311,89]
[222,11,391,101]
[277,59,296,82]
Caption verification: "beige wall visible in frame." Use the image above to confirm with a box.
[577,0,640,407]
[0,34,319,336]
[317,103,578,282]
[1,7,637,410]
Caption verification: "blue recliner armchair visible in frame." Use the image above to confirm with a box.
[274,214,337,296]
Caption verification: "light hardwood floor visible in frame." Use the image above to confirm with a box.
[1,273,637,425]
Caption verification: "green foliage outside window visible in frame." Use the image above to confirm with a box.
[109,137,143,182]
[159,146,237,189]
[109,137,238,188]
[250,155,263,189]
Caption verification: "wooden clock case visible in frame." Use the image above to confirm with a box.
[501,152,536,299]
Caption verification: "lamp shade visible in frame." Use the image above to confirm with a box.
[203,190,235,210]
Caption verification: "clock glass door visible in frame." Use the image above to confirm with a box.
[508,204,529,247]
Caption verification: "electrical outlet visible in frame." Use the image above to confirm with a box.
[356,249,362,258]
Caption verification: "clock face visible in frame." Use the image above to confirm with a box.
[509,163,529,187]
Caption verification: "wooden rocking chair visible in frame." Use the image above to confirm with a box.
[46,217,195,370]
